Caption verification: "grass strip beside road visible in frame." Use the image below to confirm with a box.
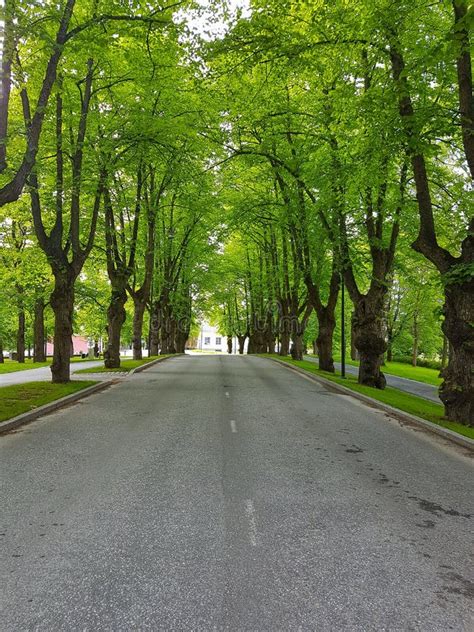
[76,355,174,374]
[0,359,50,374]
[267,355,473,440]
[0,381,97,423]
[316,355,442,387]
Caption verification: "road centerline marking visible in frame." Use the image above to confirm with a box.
[245,499,258,547]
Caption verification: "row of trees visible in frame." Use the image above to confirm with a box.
[0,1,472,426]
[0,0,219,380]
[203,0,472,425]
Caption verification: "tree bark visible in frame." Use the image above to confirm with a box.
[316,311,336,372]
[279,330,290,356]
[227,336,233,354]
[33,297,46,362]
[439,279,474,425]
[50,272,74,383]
[104,287,127,369]
[16,308,25,363]
[290,332,304,361]
[237,334,246,354]
[352,293,387,389]
[0,338,4,363]
[132,295,147,360]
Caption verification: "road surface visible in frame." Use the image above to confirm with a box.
[0,361,104,386]
[304,356,440,403]
[0,355,472,631]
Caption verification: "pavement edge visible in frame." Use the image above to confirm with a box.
[0,381,115,435]
[130,353,184,374]
[266,356,474,452]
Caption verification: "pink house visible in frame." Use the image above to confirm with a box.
[46,335,89,357]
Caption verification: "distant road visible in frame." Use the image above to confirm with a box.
[1,354,471,630]
[304,355,441,403]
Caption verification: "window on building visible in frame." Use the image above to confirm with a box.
[204,337,211,345]
[215,337,222,345]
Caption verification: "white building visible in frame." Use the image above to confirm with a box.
[196,322,225,352]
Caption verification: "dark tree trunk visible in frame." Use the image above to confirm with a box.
[316,311,336,373]
[0,338,4,363]
[175,326,188,354]
[279,330,290,356]
[16,308,25,363]
[50,273,74,383]
[104,288,127,369]
[33,297,46,362]
[290,332,304,361]
[352,293,387,389]
[440,335,448,371]
[386,341,393,363]
[94,339,99,358]
[350,312,359,361]
[227,336,233,354]
[439,280,474,425]
[132,296,146,360]
[149,300,161,356]
[237,335,246,354]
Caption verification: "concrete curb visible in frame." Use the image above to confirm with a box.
[266,357,474,452]
[0,381,115,435]
[130,354,184,374]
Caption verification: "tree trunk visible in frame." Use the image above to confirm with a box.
[132,296,146,360]
[0,338,4,363]
[439,280,474,425]
[104,288,127,369]
[175,326,187,354]
[33,297,46,362]
[352,293,387,389]
[290,332,304,361]
[94,339,100,358]
[279,330,290,356]
[440,334,448,371]
[16,308,25,363]
[50,273,74,383]
[227,336,233,354]
[316,312,336,373]
[238,335,246,354]
[149,300,161,356]
[350,312,358,361]
[386,341,393,363]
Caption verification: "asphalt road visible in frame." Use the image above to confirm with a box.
[0,355,472,631]
[304,356,440,403]
[0,361,103,386]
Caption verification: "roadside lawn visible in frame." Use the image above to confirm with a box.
[268,355,473,440]
[0,381,96,423]
[309,354,442,387]
[0,359,50,374]
[76,355,174,374]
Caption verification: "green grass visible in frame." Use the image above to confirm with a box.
[75,355,174,373]
[308,354,442,387]
[0,358,50,374]
[267,355,473,440]
[0,381,96,423]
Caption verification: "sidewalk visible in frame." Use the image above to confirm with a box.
[303,356,440,403]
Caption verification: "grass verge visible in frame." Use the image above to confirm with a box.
[308,354,442,387]
[267,355,473,440]
[0,381,96,423]
[0,359,50,374]
[76,355,174,374]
